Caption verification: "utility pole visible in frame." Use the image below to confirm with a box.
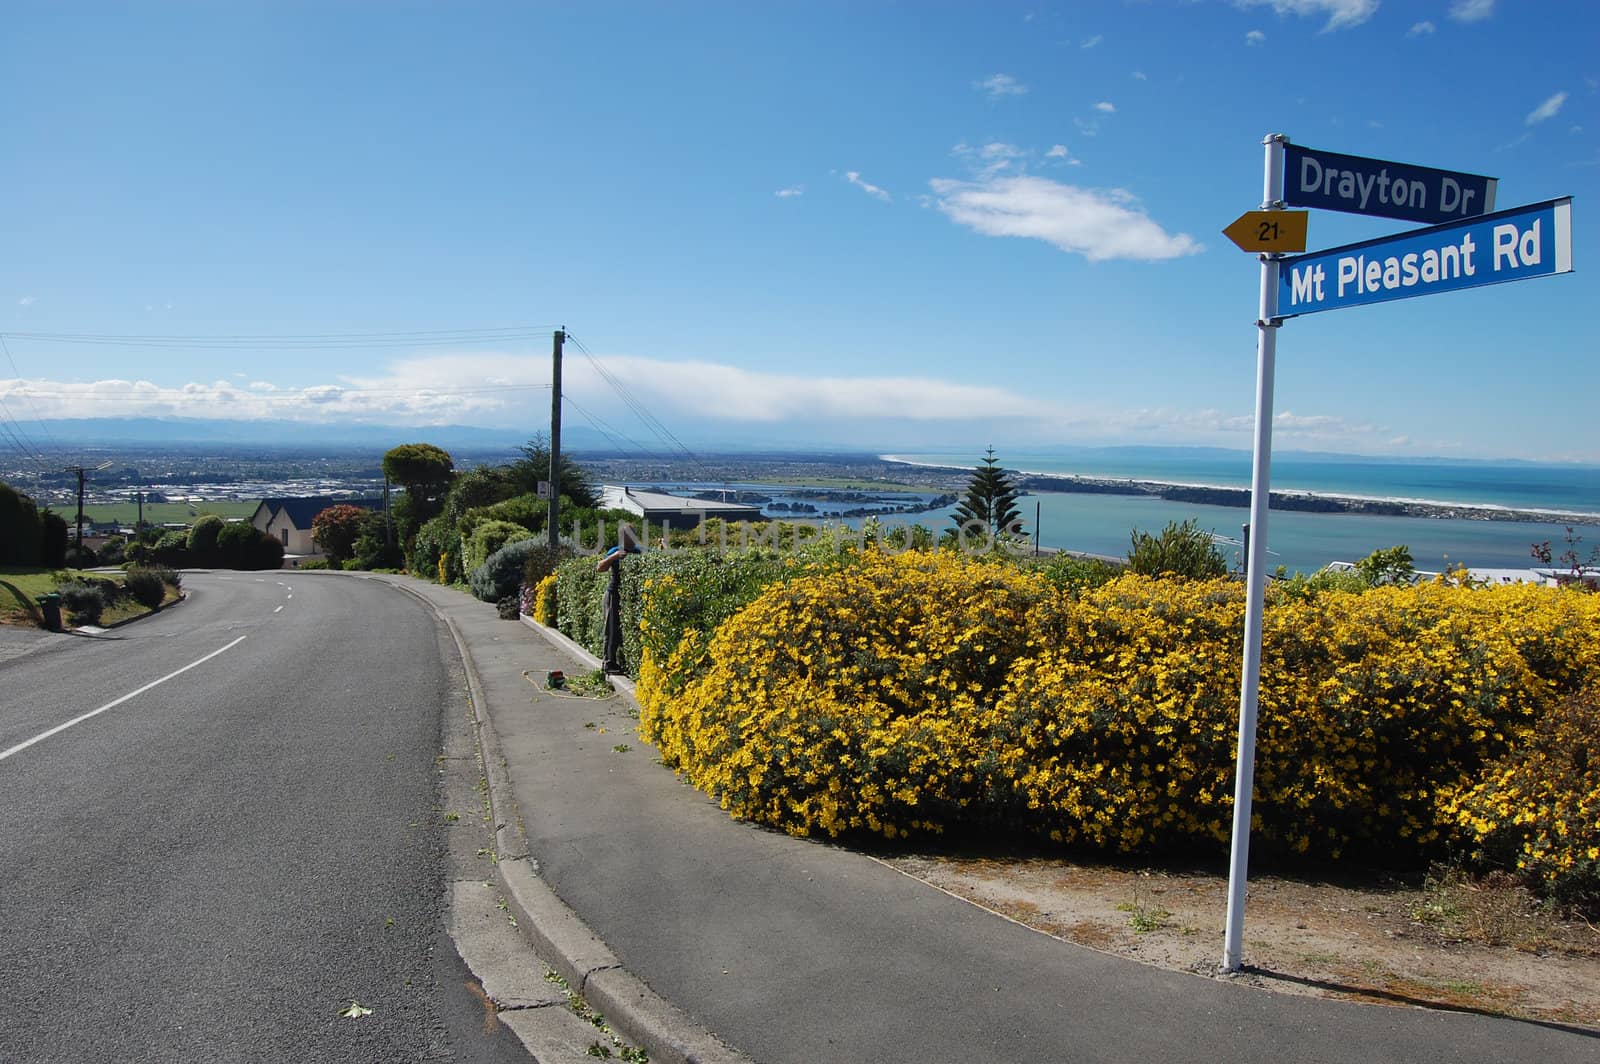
[74,467,86,548]
[136,491,144,536]
[548,328,565,550]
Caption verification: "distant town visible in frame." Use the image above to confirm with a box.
[0,442,968,534]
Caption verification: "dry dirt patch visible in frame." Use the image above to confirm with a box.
[883,854,1600,1030]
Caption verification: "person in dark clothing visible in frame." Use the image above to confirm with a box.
[595,526,643,674]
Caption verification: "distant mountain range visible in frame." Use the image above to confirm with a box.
[8,417,1586,469]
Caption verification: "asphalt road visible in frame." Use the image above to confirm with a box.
[0,573,530,1064]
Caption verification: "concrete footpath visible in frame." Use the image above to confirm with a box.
[389,576,1599,1064]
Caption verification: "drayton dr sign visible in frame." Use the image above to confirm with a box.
[1284,143,1498,225]
[1279,197,1573,316]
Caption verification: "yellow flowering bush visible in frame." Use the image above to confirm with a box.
[1004,579,1599,860]
[633,550,1600,885]
[533,573,557,626]
[1446,687,1600,905]
[636,550,1051,838]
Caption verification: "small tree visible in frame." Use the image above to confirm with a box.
[1532,527,1600,589]
[311,504,367,566]
[950,447,1024,542]
[1354,544,1417,587]
[384,443,455,546]
[510,433,600,509]
[1127,519,1227,580]
[0,482,44,565]
[40,510,68,567]
[353,510,403,570]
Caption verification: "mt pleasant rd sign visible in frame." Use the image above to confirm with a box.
[1278,196,1573,317]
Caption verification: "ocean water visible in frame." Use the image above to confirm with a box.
[880,452,1600,575]
[887,451,1600,515]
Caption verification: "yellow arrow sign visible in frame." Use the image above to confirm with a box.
[1222,210,1309,253]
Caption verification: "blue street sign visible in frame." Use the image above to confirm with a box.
[1278,197,1573,318]
[1284,144,1497,225]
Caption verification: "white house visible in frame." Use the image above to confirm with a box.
[250,496,385,558]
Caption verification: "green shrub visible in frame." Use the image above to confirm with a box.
[187,514,226,560]
[1037,552,1123,591]
[296,558,330,570]
[1127,518,1227,580]
[99,536,128,566]
[521,541,567,589]
[123,567,171,609]
[57,580,107,625]
[215,522,282,570]
[40,510,68,567]
[469,537,542,603]
[62,544,98,569]
[555,545,804,679]
[1272,566,1371,602]
[463,519,534,573]
[409,513,461,582]
[0,482,44,565]
[154,530,190,565]
[352,510,403,570]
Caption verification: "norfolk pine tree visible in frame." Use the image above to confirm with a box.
[951,447,1024,540]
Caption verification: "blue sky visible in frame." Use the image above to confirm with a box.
[2,1,1596,461]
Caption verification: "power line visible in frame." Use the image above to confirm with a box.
[0,333,61,468]
[560,392,655,459]
[565,332,708,475]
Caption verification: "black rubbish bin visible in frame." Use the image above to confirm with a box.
[35,593,62,632]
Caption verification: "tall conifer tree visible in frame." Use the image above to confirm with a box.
[951,447,1023,539]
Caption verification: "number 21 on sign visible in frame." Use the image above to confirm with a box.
[1222,210,1309,253]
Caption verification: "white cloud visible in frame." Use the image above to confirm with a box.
[590,357,1073,423]
[18,295,36,306]
[775,185,804,198]
[0,352,558,426]
[1093,101,1116,113]
[1246,30,1266,45]
[1526,91,1568,126]
[844,171,891,201]
[952,142,1028,179]
[1132,71,1147,80]
[1233,0,1378,32]
[975,73,1027,99]
[1407,20,1435,36]
[0,355,1422,454]
[1074,117,1101,137]
[1044,144,1081,166]
[1448,0,1494,21]
[1081,34,1103,49]
[929,175,1202,262]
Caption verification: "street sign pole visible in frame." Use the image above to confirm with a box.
[1222,132,1286,974]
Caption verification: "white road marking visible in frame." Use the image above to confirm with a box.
[274,606,283,613]
[0,636,248,763]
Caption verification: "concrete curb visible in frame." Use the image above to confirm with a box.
[517,613,637,700]
[393,580,752,1064]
